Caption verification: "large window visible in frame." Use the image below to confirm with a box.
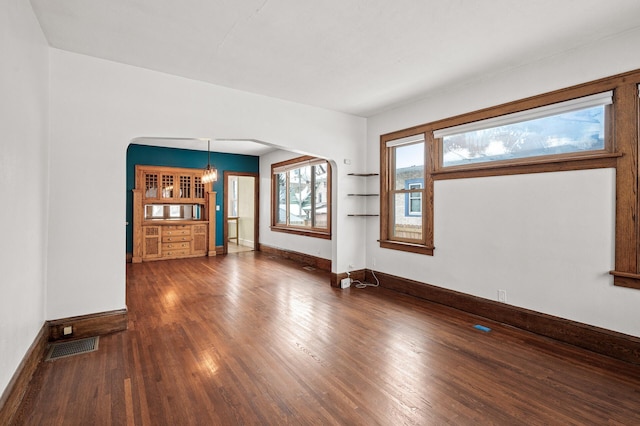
[434,92,612,170]
[271,156,331,239]
[380,70,640,289]
[380,133,433,255]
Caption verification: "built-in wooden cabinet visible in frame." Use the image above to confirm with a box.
[132,165,216,263]
[140,167,207,202]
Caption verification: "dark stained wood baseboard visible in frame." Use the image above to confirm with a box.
[258,244,331,272]
[367,269,640,365]
[1,310,128,423]
[126,252,133,263]
[47,309,128,342]
[0,323,48,426]
[215,246,224,255]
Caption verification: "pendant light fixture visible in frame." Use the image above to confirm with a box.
[202,138,218,183]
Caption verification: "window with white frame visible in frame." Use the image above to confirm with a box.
[405,179,423,216]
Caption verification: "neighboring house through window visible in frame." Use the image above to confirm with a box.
[405,179,423,216]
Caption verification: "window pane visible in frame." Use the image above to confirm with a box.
[169,205,181,218]
[289,166,311,226]
[271,156,331,238]
[394,142,424,190]
[409,193,422,214]
[442,105,605,167]
[277,173,287,224]
[314,165,328,228]
[392,193,422,240]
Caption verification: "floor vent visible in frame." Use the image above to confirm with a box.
[46,337,99,361]
[303,266,316,271]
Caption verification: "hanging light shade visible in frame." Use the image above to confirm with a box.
[202,139,218,183]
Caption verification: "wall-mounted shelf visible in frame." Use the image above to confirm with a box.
[347,173,379,217]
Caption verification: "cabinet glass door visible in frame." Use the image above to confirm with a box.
[144,172,160,199]
[179,175,192,200]
[161,174,174,199]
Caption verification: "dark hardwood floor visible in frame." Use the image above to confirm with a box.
[13,252,640,425]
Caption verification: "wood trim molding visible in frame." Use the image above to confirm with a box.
[207,190,217,257]
[368,269,640,365]
[269,226,331,239]
[223,171,260,255]
[270,156,332,239]
[47,309,128,342]
[0,324,47,426]
[259,244,331,272]
[609,270,640,290]
[431,153,620,181]
[612,83,640,288]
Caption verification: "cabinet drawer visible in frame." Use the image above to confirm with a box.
[162,249,191,257]
[162,242,190,250]
[165,225,190,230]
[162,235,191,243]
[163,228,191,236]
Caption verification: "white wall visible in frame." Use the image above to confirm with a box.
[259,150,336,261]
[0,0,49,398]
[47,49,366,320]
[366,27,640,337]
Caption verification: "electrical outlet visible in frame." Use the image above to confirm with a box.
[340,278,351,288]
[372,257,377,267]
[63,326,73,335]
[498,289,507,303]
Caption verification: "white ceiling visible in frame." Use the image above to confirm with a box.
[30,0,640,153]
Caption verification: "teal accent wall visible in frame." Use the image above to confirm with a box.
[126,144,259,254]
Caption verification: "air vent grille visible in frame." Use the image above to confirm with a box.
[46,337,99,361]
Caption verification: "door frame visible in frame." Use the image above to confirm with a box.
[223,171,259,254]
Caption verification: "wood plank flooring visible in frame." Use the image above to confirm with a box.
[13,252,640,425]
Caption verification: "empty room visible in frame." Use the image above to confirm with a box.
[3,0,640,424]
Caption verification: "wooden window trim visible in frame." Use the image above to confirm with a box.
[380,68,640,289]
[432,90,615,177]
[431,152,620,181]
[270,155,332,239]
[380,129,434,255]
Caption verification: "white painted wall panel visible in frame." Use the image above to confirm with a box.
[47,49,366,319]
[0,0,49,398]
[366,27,640,337]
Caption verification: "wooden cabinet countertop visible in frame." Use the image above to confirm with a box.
[142,220,209,226]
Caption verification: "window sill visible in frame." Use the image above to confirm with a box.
[432,152,621,180]
[610,270,640,290]
[379,240,434,255]
[270,226,331,240]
